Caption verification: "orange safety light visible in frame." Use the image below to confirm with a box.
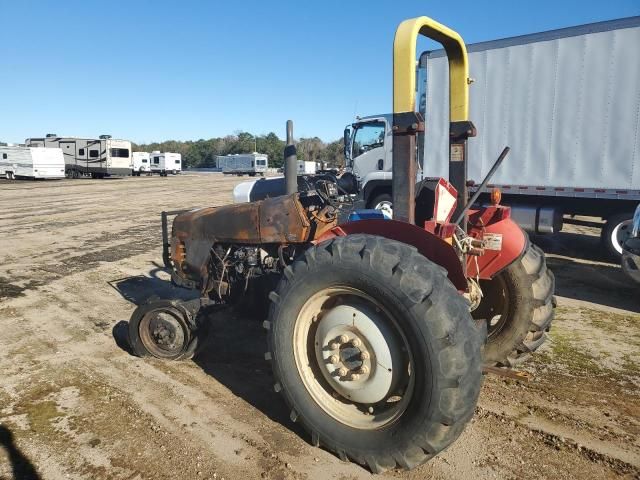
[490,187,502,205]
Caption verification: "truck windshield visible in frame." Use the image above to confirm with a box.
[352,122,385,157]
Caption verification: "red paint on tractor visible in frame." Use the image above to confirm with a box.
[314,219,468,291]
[466,206,527,279]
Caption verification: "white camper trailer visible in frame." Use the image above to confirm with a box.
[0,145,65,180]
[297,161,316,175]
[150,152,182,176]
[25,134,131,178]
[216,153,268,176]
[131,152,150,176]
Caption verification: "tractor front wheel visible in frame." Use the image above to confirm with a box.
[265,234,483,472]
[473,243,555,367]
[128,300,199,360]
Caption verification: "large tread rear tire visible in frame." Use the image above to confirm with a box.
[474,242,555,367]
[265,234,483,473]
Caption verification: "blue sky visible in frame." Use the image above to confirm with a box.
[1,1,638,144]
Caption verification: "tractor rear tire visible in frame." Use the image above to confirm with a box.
[265,234,483,473]
[473,242,555,367]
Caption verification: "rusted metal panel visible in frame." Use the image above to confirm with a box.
[258,194,311,243]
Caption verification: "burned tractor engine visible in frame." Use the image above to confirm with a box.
[166,180,339,304]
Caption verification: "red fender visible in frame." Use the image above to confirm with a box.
[466,207,527,279]
[314,219,468,291]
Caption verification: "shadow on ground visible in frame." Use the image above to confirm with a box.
[531,233,639,312]
[108,267,303,438]
[0,424,41,480]
[192,307,307,438]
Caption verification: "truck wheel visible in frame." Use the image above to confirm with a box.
[128,300,198,360]
[601,213,634,259]
[472,242,554,367]
[369,193,393,219]
[265,235,483,472]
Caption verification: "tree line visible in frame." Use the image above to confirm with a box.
[133,132,344,169]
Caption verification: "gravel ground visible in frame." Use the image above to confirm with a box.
[0,173,638,480]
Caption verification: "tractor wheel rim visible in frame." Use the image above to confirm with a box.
[139,309,188,358]
[612,220,632,255]
[293,287,413,429]
[480,275,510,339]
[374,201,393,219]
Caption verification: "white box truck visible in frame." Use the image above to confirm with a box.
[131,152,151,176]
[150,152,182,176]
[0,145,65,180]
[216,153,268,176]
[25,134,131,179]
[346,16,640,257]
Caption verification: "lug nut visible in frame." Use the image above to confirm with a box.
[360,351,370,361]
[351,338,362,348]
[350,373,361,381]
[338,334,349,344]
[358,366,370,375]
[329,355,339,365]
[338,367,348,377]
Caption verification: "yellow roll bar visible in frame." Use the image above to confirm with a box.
[393,16,469,121]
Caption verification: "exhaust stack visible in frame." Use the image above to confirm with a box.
[284,120,297,195]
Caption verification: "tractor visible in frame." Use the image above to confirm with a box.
[127,16,555,473]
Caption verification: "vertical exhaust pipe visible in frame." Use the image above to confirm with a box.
[285,120,297,195]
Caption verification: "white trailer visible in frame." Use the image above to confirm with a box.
[297,161,316,175]
[0,145,65,180]
[150,152,182,176]
[131,152,151,176]
[25,134,131,178]
[347,16,640,257]
[216,153,268,176]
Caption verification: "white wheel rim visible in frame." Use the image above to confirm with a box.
[611,220,632,255]
[292,286,414,429]
[374,200,393,219]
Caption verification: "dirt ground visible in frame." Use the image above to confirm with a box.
[0,174,638,480]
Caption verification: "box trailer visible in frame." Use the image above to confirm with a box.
[25,134,131,178]
[216,153,268,176]
[131,152,150,176]
[346,16,640,256]
[150,152,182,176]
[0,145,65,180]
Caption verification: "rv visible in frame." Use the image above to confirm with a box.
[25,134,131,178]
[150,152,182,176]
[0,145,65,180]
[216,153,268,176]
[131,152,150,176]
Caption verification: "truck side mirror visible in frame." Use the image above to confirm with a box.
[343,127,351,162]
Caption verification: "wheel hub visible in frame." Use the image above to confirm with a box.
[314,303,403,404]
[144,311,186,354]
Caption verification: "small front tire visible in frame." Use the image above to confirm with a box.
[128,300,198,360]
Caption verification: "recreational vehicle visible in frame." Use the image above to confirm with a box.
[25,134,132,178]
[216,153,268,176]
[0,145,65,180]
[131,152,150,176]
[150,152,182,176]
